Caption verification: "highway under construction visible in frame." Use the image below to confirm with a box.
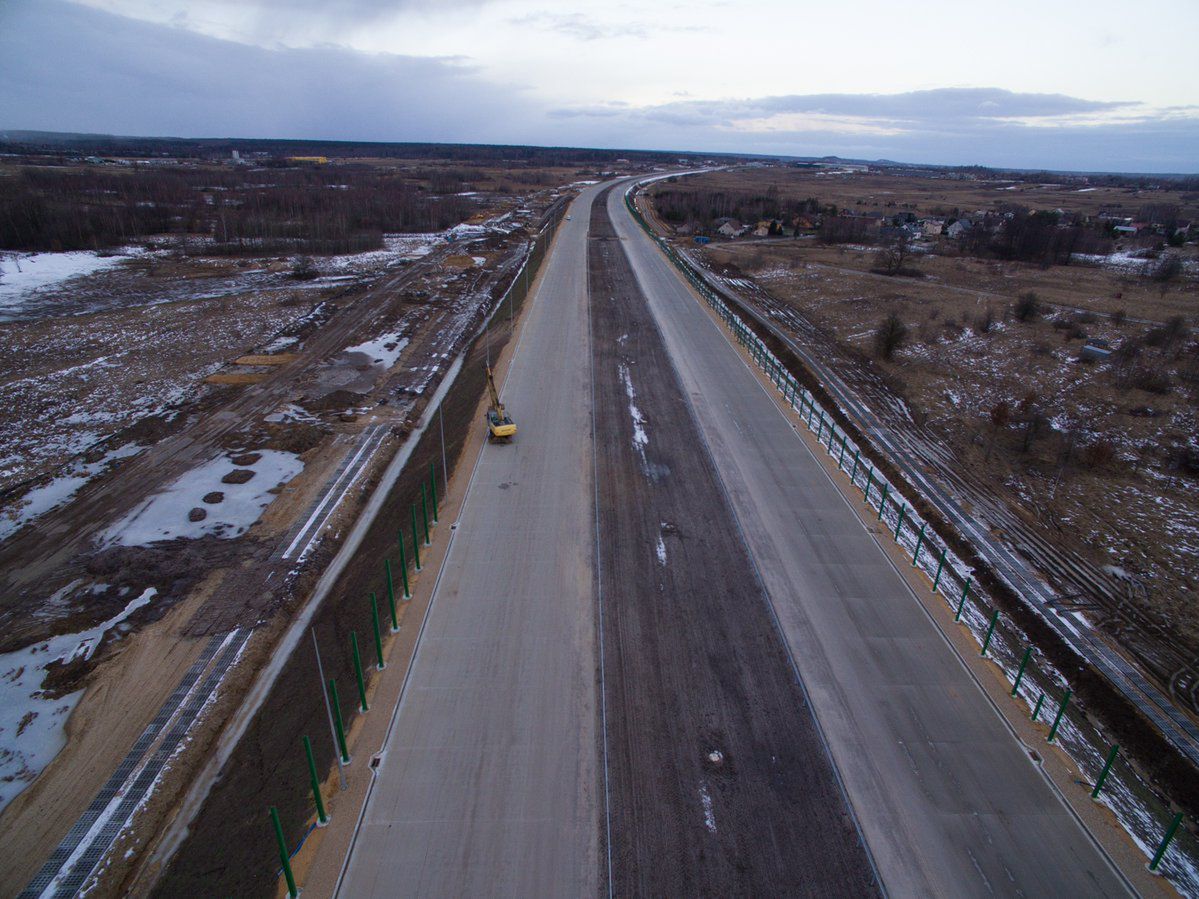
[225,177,1144,897]
[108,176,1198,897]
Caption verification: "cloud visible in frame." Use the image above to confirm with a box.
[561,88,1141,129]
[0,0,537,143]
[509,10,705,41]
[0,4,1195,173]
[72,0,495,44]
[547,88,1199,171]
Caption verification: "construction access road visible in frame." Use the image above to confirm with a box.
[334,180,1131,896]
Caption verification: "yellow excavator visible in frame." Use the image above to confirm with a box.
[484,365,516,442]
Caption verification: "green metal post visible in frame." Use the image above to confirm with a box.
[932,548,948,592]
[877,483,890,522]
[385,560,396,621]
[981,610,999,656]
[955,577,972,621]
[351,632,369,712]
[850,450,861,484]
[430,461,439,523]
[838,433,848,469]
[1047,690,1072,742]
[328,677,349,762]
[1150,812,1184,872]
[864,467,874,503]
[411,505,421,570]
[303,735,328,825]
[807,400,816,429]
[1091,745,1119,799]
[370,593,385,670]
[912,522,927,566]
[396,531,410,598]
[270,806,298,898]
[420,484,431,546]
[893,503,906,540]
[1011,646,1033,696]
[1031,692,1045,722]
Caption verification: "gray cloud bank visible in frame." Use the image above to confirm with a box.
[1,1,1195,172]
[0,0,536,145]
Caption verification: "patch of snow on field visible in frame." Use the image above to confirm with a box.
[656,534,667,566]
[264,403,319,424]
[261,335,299,353]
[317,234,439,275]
[698,783,717,833]
[344,332,409,369]
[0,249,143,318]
[617,363,649,468]
[0,588,156,813]
[101,450,302,546]
[0,443,143,544]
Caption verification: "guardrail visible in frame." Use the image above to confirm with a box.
[623,182,1199,891]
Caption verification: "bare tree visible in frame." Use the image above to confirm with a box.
[1016,391,1048,452]
[290,255,319,280]
[975,304,995,334]
[1013,291,1042,322]
[877,233,914,275]
[874,312,908,360]
[987,400,1011,459]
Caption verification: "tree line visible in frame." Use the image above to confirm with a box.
[0,165,476,253]
[652,185,832,228]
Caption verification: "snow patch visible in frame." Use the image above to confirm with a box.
[0,249,143,318]
[617,363,649,468]
[698,783,717,833]
[0,588,156,813]
[264,403,319,425]
[100,450,302,546]
[0,443,143,544]
[343,332,409,370]
[656,534,667,566]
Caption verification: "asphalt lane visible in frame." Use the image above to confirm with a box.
[608,186,1131,897]
[336,187,602,898]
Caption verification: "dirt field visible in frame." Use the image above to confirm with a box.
[663,166,1199,230]
[0,166,577,894]
[589,190,877,894]
[692,236,1199,643]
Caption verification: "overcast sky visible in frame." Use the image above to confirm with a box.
[2,0,1197,172]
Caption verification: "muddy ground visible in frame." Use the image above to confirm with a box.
[0,185,571,895]
[589,190,877,894]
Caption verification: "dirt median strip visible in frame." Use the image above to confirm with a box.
[588,187,879,895]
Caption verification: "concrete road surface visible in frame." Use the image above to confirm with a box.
[608,186,1131,896]
[336,186,603,898]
